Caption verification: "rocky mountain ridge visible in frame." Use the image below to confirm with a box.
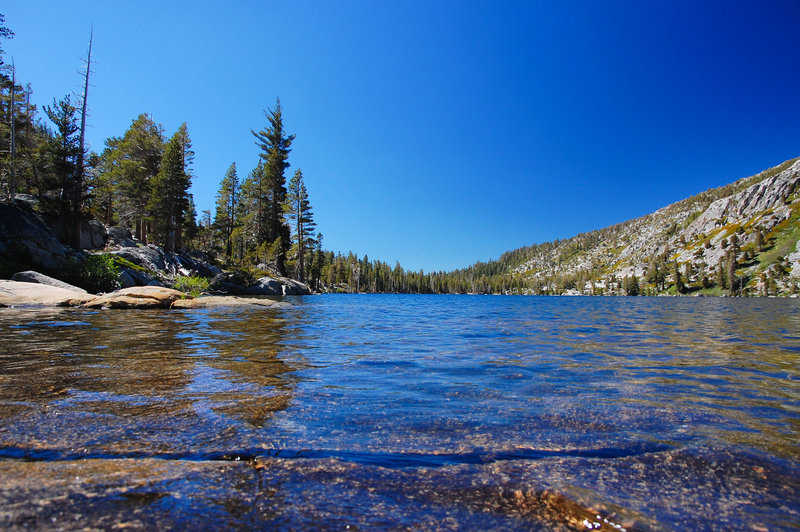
[507,157,800,295]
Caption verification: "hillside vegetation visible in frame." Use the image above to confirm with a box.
[486,157,800,296]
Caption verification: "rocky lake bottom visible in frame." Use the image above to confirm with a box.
[0,295,798,530]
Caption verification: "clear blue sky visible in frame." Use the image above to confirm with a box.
[4,1,800,272]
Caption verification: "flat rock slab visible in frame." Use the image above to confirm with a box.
[0,281,288,309]
[74,286,186,309]
[0,280,91,307]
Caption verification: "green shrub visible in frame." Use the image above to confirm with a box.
[173,275,210,297]
[62,253,120,293]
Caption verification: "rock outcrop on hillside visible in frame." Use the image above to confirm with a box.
[110,245,222,286]
[509,157,800,294]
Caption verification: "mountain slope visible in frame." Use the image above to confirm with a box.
[493,156,800,296]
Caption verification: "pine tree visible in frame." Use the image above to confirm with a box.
[236,161,266,263]
[623,275,640,296]
[727,253,737,296]
[214,162,239,261]
[674,261,686,294]
[149,123,192,253]
[284,169,316,282]
[43,95,80,221]
[183,193,198,248]
[716,261,727,289]
[252,98,294,275]
[755,230,764,252]
[310,232,323,291]
[3,81,41,200]
[97,113,163,238]
[0,15,13,65]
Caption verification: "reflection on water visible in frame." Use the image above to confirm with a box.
[0,306,298,453]
[0,295,799,529]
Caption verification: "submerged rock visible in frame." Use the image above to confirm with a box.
[171,295,287,309]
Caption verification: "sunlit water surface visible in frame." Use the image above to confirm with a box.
[1,295,798,530]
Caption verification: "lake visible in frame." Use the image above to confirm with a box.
[1,295,798,530]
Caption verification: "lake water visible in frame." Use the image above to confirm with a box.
[0,295,799,530]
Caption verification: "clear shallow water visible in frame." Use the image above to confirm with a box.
[0,295,799,530]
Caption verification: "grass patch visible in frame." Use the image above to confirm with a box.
[173,275,210,297]
[757,218,800,269]
[694,285,728,297]
[110,255,148,273]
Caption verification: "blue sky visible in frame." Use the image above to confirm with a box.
[4,1,800,272]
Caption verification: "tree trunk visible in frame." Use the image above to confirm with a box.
[8,60,16,203]
[73,29,93,248]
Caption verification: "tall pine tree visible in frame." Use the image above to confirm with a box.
[149,123,192,253]
[43,95,80,221]
[234,161,265,264]
[252,98,294,275]
[97,113,163,237]
[213,162,239,261]
[284,168,316,282]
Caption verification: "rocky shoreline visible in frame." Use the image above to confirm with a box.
[0,280,290,309]
[1,196,311,308]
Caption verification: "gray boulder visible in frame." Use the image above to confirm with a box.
[247,276,311,296]
[0,202,66,270]
[47,215,107,250]
[278,277,312,295]
[79,220,107,249]
[118,269,138,289]
[106,227,139,248]
[245,277,284,296]
[208,271,255,295]
[111,245,221,279]
[117,268,163,288]
[111,245,182,276]
[10,271,87,293]
[175,253,222,278]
